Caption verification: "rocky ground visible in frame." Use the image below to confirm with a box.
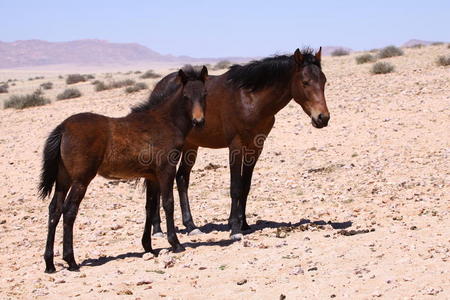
[0,45,449,299]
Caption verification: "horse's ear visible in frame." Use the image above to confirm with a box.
[315,47,322,61]
[178,69,188,85]
[200,65,208,82]
[294,48,304,65]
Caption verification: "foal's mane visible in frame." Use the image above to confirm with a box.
[227,47,321,92]
[130,65,203,113]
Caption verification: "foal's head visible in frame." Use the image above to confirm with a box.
[291,48,330,128]
[177,66,208,128]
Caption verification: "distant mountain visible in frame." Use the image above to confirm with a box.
[0,39,356,69]
[0,39,222,69]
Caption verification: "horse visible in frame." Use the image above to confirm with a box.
[148,48,330,240]
[39,65,208,273]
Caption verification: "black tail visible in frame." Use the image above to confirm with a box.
[38,124,64,199]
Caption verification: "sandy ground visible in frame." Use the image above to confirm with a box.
[0,45,449,299]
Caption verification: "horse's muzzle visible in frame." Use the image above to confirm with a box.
[311,113,330,128]
[192,118,205,128]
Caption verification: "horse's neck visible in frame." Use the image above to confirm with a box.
[249,82,292,119]
[158,91,192,136]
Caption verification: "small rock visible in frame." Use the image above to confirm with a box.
[371,291,382,297]
[410,225,417,230]
[290,266,304,275]
[237,279,247,285]
[307,267,318,272]
[142,253,155,261]
[117,289,133,295]
[111,224,123,230]
[0,220,6,224]
[280,294,286,300]
[136,280,153,286]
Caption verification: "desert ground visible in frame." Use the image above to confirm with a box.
[0,45,449,299]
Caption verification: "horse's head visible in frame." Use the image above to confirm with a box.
[177,66,208,128]
[291,47,330,128]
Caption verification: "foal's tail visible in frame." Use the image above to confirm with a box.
[38,124,64,199]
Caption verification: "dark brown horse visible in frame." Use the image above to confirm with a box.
[39,66,208,273]
[149,48,330,240]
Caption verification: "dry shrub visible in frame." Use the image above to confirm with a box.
[4,90,50,109]
[378,46,404,59]
[436,55,450,66]
[66,74,87,85]
[355,54,375,64]
[331,48,350,56]
[40,82,53,90]
[371,62,395,74]
[57,88,82,100]
[125,82,148,94]
[140,70,161,79]
[213,60,232,70]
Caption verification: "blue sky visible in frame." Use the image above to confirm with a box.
[1,0,449,57]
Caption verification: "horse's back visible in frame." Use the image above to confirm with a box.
[60,112,111,181]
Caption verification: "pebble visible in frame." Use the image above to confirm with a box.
[237,279,248,285]
[142,252,155,261]
[290,266,304,275]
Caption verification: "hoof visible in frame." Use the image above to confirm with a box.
[152,232,165,238]
[67,264,80,272]
[188,228,203,236]
[172,245,186,253]
[45,267,56,274]
[230,233,243,241]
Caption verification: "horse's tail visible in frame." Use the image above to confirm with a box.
[38,124,64,199]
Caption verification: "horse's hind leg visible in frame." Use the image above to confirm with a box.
[176,144,200,234]
[44,168,71,273]
[142,179,160,252]
[62,181,89,271]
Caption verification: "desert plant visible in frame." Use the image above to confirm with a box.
[40,82,53,90]
[213,60,232,70]
[0,83,9,93]
[94,79,135,92]
[4,90,50,109]
[431,42,444,46]
[371,62,395,74]
[125,82,149,94]
[377,46,404,59]
[408,44,423,49]
[58,75,64,79]
[84,74,95,79]
[57,88,82,100]
[436,55,450,66]
[331,48,350,57]
[140,70,161,79]
[355,54,375,64]
[66,74,87,85]
[134,70,142,74]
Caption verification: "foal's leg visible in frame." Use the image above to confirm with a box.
[142,180,160,252]
[159,168,184,252]
[176,144,201,234]
[62,181,89,271]
[228,143,244,240]
[44,170,71,273]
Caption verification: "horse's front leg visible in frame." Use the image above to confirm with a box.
[176,144,201,235]
[228,142,244,240]
[159,166,185,252]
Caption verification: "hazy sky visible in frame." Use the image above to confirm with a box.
[1,0,449,57]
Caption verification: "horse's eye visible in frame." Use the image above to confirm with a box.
[303,81,310,86]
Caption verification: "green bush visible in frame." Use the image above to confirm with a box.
[371,62,395,74]
[377,46,404,59]
[4,90,50,109]
[140,70,161,79]
[331,48,350,56]
[125,82,148,94]
[355,54,375,64]
[40,82,53,90]
[436,55,450,66]
[66,74,87,85]
[57,88,82,100]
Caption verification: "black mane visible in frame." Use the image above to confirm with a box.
[227,48,321,92]
[131,65,203,113]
